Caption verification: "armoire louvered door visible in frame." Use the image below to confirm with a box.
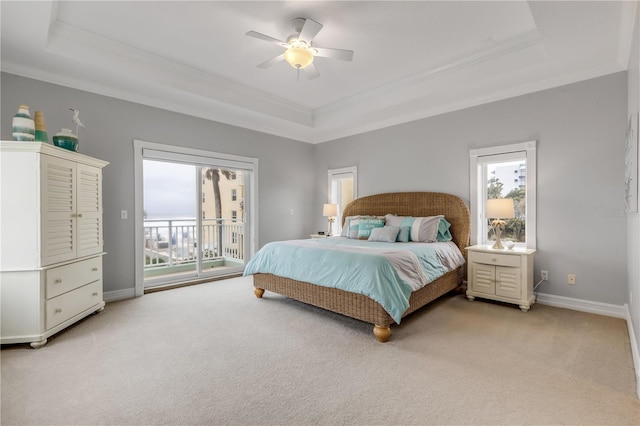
[41,156,103,266]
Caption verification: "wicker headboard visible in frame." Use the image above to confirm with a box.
[341,192,470,253]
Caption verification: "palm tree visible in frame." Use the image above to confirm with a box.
[204,168,233,256]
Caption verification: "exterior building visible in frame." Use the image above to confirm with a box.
[490,161,526,196]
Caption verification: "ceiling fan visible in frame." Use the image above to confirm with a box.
[246,17,354,80]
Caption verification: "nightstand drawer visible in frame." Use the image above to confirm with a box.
[469,251,520,268]
[46,257,102,299]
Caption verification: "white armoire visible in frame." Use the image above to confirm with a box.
[0,141,108,348]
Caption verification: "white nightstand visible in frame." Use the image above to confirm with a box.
[309,234,328,239]
[466,245,536,311]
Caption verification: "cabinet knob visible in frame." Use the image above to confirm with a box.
[55,308,62,314]
[55,279,62,284]
[92,292,98,297]
[492,258,497,262]
[77,213,84,218]
[91,267,98,272]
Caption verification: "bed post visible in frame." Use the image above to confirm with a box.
[373,325,391,342]
[254,288,265,298]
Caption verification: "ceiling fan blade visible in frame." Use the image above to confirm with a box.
[298,18,323,43]
[246,31,289,48]
[313,47,354,61]
[257,53,285,69]
[304,63,320,80]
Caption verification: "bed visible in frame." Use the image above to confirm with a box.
[247,192,470,342]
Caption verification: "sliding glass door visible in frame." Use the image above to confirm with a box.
[134,141,257,294]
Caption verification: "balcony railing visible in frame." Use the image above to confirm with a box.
[144,218,244,272]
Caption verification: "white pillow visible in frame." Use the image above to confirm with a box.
[368,226,400,242]
[410,215,444,242]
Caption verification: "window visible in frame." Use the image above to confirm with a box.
[328,166,357,235]
[231,189,237,201]
[231,210,237,222]
[470,141,536,249]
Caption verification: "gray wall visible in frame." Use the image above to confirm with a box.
[2,71,630,306]
[627,9,640,380]
[314,72,628,305]
[1,72,315,295]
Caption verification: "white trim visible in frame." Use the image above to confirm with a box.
[132,140,258,297]
[536,292,626,318]
[623,303,640,399]
[469,141,535,158]
[470,141,536,249]
[328,166,358,235]
[104,288,136,302]
[327,166,358,200]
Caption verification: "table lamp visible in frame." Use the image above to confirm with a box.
[323,203,338,236]
[486,198,514,249]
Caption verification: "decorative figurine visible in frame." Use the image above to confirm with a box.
[69,108,85,136]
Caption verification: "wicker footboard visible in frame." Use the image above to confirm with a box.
[253,266,463,342]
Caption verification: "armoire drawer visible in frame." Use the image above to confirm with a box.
[46,280,103,330]
[46,256,102,299]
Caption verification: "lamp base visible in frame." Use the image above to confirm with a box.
[491,219,506,250]
[327,218,334,237]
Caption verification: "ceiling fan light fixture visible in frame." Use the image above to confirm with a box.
[284,46,314,69]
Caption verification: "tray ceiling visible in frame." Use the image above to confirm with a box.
[1,1,635,143]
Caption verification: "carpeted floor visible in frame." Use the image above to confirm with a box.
[2,276,639,425]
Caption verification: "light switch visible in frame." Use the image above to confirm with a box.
[121,210,128,220]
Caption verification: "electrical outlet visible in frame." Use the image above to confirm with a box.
[541,270,548,281]
[568,274,576,285]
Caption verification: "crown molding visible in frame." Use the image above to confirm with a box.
[315,31,542,121]
[307,61,625,143]
[46,21,315,128]
[0,63,316,143]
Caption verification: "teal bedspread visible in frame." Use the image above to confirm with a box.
[243,238,464,323]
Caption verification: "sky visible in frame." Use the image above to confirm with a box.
[143,160,196,219]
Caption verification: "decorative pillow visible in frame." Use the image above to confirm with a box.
[397,226,410,242]
[368,226,400,242]
[385,214,415,229]
[342,215,364,238]
[341,216,354,237]
[357,218,385,239]
[343,215,385,239]
[410,215,444,242]
[437,218,453,242]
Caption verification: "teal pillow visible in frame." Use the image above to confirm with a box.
[357,218,385,240]
[437,218,453,242]
[397,226,410,242]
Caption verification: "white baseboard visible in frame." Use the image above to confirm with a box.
[535,292,626,318]
[104,288,136,302]
[623,304,640,399]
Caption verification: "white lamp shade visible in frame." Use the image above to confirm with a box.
[486,198,515,219]
[323,203,338,217]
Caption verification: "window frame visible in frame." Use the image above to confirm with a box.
[469,141,537,249]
